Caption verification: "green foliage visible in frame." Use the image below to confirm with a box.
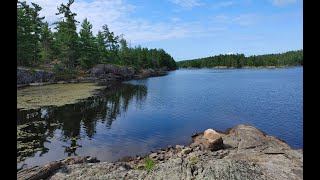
[38,22,54,64]
[54,0,80,69]
[17,0,177,70]
[17,1,44,66]
[189,155,199,165]
[177,50,303,68]
[144,157,156,171]
[79,18,100,69]
[53,64,77,81]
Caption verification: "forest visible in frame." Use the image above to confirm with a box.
[17,0,177,73]
[177,50,303,68]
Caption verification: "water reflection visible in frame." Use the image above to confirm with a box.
[17,83,147,164]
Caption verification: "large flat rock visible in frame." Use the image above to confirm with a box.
[18,124,303,180]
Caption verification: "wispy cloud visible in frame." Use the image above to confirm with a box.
[26,0,211,43]
[218,1,235,7]
[212,14,259,26]
[171,17,182,22]
[272,0,298,6]
[211,1,236,9]
[169,0,202,8]
[28,0,135,30]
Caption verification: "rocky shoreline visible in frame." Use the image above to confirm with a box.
[17,124,303,180]
[17,64,168,88]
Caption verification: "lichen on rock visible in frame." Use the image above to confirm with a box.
[17,124,303,180]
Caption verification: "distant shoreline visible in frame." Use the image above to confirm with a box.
[179,65,302,69]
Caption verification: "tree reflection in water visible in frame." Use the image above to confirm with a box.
[17,83,147,163]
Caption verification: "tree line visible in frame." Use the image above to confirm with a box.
[177,50,303,68]
[17,0,177,71]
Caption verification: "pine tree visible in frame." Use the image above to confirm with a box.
[54,0,79,69]
[102,25,120,63]
[38,22,53,64]
[79,18,99,68]
[96,31,107,63]
[30,2,45,65]
[17,1,43,66]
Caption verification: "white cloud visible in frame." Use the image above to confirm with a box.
[170,0,202,8]
[212,14,259,26]
[272,0,297,6]
[211,1,235,9]
[218,1,234,7]
[25,0,212,44]
[234,14,259,26]
[28,0,134,31]
[171,17,181,22]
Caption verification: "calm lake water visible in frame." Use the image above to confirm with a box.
[17,67,303,168]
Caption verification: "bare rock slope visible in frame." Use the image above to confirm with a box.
[18,124,303,180]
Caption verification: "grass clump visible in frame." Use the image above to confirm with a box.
[144,157,156,172]
[189,155,199,165]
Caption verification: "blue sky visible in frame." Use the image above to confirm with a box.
[28,0,303,61]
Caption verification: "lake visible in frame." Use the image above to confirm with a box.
[17,67,303,168]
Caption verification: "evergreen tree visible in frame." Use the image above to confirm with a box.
[54,0,79,69]
[17,1,44,66]
[96,31,107,63]
[30,2,45,65]
[38,22,53,64]
[17,0,177,70]
[102,24,120,63]
[79,18,99,68]
[177,50,303,68]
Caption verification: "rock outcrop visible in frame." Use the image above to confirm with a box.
[17,68,55,85]
[17,124,303,180]
[88,64,136,81]
[17,156,99,180]
[17,64,167,88]
[138,69,159,78]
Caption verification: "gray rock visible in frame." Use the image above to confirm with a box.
[175,145,184,149]
[89,64,135,81]
[17,68,55,85]
[140,69,157,77]
[181,147,192,155]
[56,81,67,84]
[158,154,165,161]
[149,153,158,159]
[20,124,303,180]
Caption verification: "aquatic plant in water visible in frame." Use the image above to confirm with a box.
[17,83,104,110]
